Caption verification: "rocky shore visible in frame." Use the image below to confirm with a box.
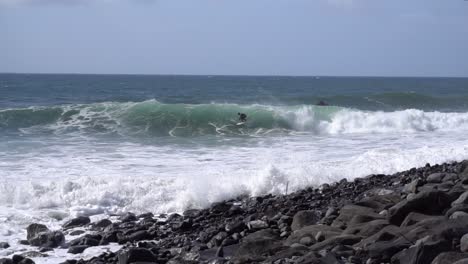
[3,160,468,264]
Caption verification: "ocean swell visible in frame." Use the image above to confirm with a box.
[1,100,468,137]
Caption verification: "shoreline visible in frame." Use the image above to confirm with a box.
[2,160,468,264]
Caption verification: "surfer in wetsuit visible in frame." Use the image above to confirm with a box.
[317,100,328,106]
[238,112,247,122]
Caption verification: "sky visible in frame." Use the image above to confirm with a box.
[0,0,467,77]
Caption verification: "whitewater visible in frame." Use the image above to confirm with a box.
[1,74,468,263]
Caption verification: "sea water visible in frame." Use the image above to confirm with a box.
[1,74,468,262]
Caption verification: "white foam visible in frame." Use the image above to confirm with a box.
[3,110,468,262]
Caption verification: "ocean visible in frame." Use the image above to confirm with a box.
[1,73,468,262]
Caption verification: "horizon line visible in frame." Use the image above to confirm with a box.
[1,71,468,79]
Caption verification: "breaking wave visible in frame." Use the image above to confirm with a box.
[2,100,468,137]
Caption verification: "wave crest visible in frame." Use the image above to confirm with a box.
[1,100,468,137]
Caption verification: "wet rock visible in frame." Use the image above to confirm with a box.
[137,212,154,219]
[0,259,12,264]
[0,242,9,249]
[119,212,137,223]
[388,190,453,225]
[63,216,90,229]
[291,210,321,231]
[26,224,49,240]
[92,219,112,229]
[28,230,65,248]
[69,230,85,236]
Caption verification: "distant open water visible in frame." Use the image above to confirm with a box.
[1,74,468,263]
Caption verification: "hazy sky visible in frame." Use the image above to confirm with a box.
[1,0,467,76]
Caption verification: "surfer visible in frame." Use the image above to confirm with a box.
[317,100,328,106]
[238,112,247,122]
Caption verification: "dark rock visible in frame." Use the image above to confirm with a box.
[92,219,112,229]
[285,225,342,246]
[308,235,362,251]
[427,173,445,183]
[28,230,65,248]
[343,219,389,237]
[126,230,151,242]
[119,212,137,222]
[0,259,12,264]
[400,212,444,227]
[63,216,90,229]
[452,191,468,207]
[431,252,468,264]
[68,245,88,254]
[247,220,268,230]
[403,179,423,193]
[388,190,453,225]
[291,210,321,231]
[355,193,400,211]
[391,239,451,264]
[183,209,200,218]
[225,222,246,234]
[118,248,157,264]
[0,242,9,249]
[11,255,24,263]
[69,230,85,236]
[331,205,379,229]
[137,212,154,219]
[454,259,468,264]
[19,240,29,245]
[461,233,468,252]
[26,224,49,240]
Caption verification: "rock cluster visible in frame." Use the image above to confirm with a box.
[3,160,468,264]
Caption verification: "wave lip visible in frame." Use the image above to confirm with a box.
[1,100,468,137]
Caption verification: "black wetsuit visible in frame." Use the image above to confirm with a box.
[238,113,247,122]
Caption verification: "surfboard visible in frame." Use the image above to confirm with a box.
[236,121,246,126]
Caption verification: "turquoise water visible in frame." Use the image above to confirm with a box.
[1,74,468,261]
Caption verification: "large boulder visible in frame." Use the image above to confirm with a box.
[452,191,468,207]
[291,210,321,231]
[461,233,468,252]
[331,205,379,229]
[388,190,453,225]
[391,239,451,264]
[234,229,285,259]
[26,224,49,240]
[28,230,64,248]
